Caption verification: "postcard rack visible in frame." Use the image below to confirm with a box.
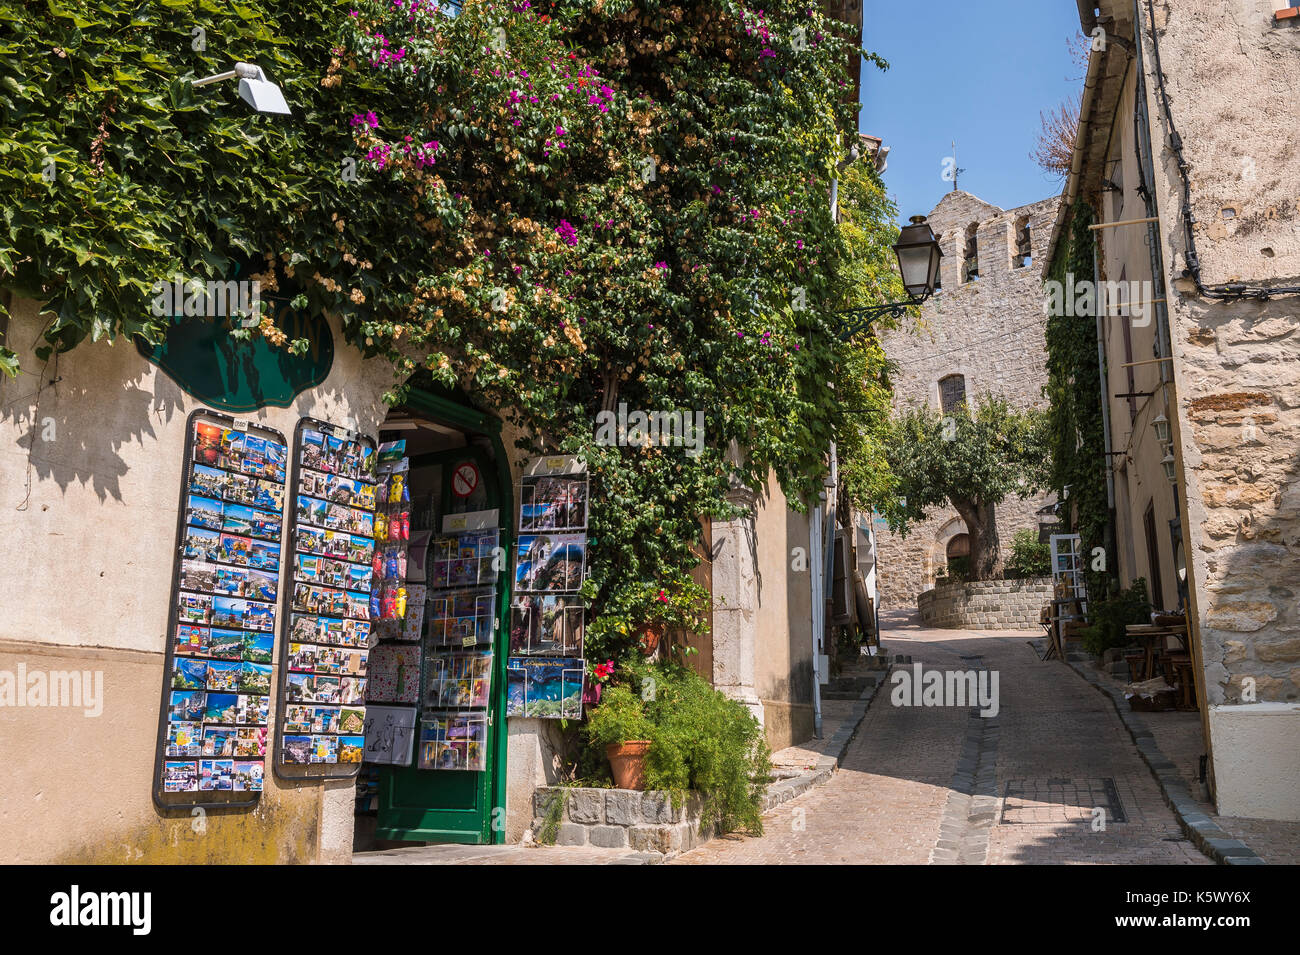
[506,455,589,720]
[418,511,500,771]
[272,417,378,781]
[152,409,289,810]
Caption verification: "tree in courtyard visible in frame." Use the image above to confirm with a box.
[883,395,1048,581]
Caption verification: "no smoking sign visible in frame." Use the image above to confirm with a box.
[451,460,480,498]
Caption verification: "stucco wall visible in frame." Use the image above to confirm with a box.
[875,192,1060,607]
[0,296,400,862]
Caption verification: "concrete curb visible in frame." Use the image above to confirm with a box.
[1066,660,1266,866]
[759,662,892,814]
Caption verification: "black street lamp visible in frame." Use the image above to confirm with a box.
[837,215,943,341]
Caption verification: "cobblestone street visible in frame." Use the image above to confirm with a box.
[673,612,1211,865]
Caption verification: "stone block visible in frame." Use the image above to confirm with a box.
[605,790,641,826]
[640,791,676,824]
[588,824,629,849]
[554,823,588,847]
[567,788,605,824]
[628,825,672,853]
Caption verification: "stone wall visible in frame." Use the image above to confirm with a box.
[531,787,714,857]
[916,578,1053,630]
[875,191,1060,608]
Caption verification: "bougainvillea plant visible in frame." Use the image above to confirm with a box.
[0,0,899,665]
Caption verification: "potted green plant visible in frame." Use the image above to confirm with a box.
[584,685,654,790]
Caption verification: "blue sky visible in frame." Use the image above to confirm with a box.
[859,1,1084,224]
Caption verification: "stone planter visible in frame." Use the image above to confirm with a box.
[531,786,715,857]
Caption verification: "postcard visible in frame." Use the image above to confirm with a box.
[172,658,208,691]
[296,495,329,527]
[193,422,223,467]
[183,526,221,562]
[175,624,209,656]
[253,479,283,512]
[232,760,264,791]
[242,434,268,477]
[347,534,372,565]
[288,643,319,672]
[310,735,338,764]
[187,494,224,531]
[190,463,226,498]
[237,694,269,725]
[223,471,253,506]
[165,722,203,757]
[311,706,340,734]
[286,672,313,703]
[207,628,244,660]
[514,534,585,593]
[177,592,213,625]
[202,726,238,758]
[239,662,272,695]
[234,727,266,758]
[246,569,277,603]
[296,524,325,555]
[505,656,584,719]
[338,706,366,736]
[338,736,365,764]
[245,602,275,632]
[248,540,280,573]
[199,758,236,792]
[242,631,274,664]
[313,675,342,705]
[211,596,245,629]
[203,692,239,723]
[282,735,313,764]
[340,677,366,705]
[219,534,252,567]
[221,503,256,537]
[212,565,247,597]
[163,760,199,792]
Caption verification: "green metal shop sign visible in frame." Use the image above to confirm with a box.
[136,297,334,413]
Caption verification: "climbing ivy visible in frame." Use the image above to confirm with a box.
[1043,196,1111,591]
[0,0,899,664]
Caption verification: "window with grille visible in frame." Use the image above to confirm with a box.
[939,374,967,414]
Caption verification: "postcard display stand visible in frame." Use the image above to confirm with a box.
[355,442,423,812]
[154,411,288,806]
[507,456,589,720]
[272,418,378,778]
[411,507,499,772]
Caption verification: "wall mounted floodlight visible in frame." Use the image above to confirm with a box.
[192,62,290,115]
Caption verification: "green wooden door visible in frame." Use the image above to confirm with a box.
[374,436,510,844]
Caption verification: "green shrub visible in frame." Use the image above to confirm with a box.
[583,662,771,835]
[1005,530,1051,578]
[583,686,653,748]
[1084,578,1152,655]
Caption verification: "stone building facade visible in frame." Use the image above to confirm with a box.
[1049,0,1300,820]
[874,191,1061,607]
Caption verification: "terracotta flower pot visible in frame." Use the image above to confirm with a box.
[639,623,664,656]
[606,740,651,791]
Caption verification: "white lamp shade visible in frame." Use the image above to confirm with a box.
[239,76,290,115]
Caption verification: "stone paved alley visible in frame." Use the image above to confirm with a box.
[672,611,1211,865]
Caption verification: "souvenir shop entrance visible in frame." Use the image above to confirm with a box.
[354,386,511,847]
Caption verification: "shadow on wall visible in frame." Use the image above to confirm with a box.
[0,298,392,505]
